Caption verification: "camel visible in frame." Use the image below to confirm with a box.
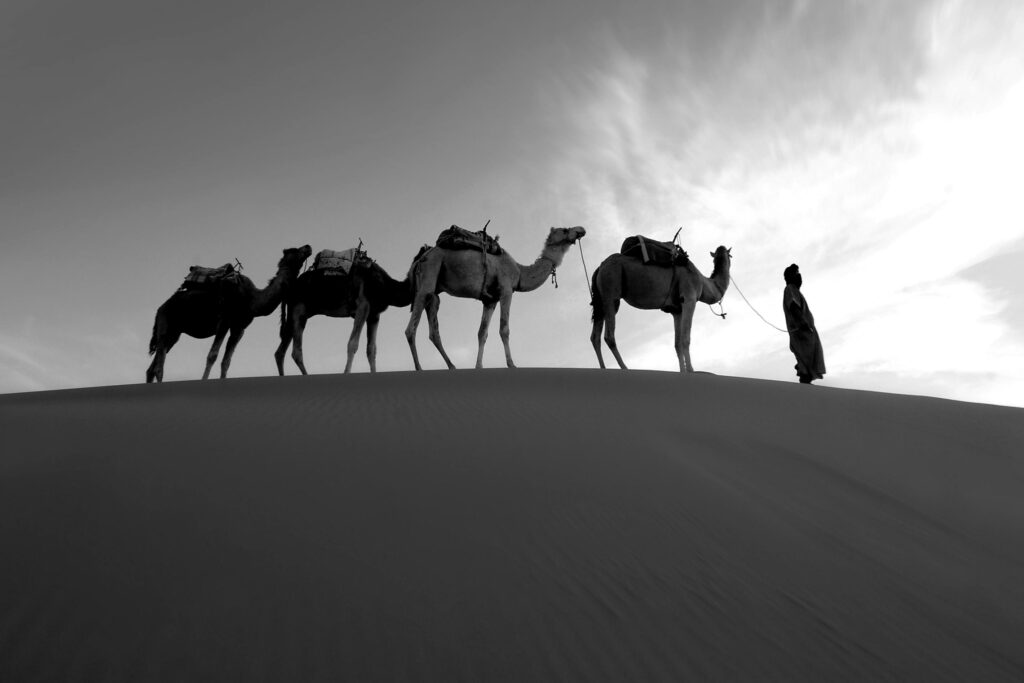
[146,245,312,383]
[590,245,731,372]
[274,256,413,375]
[405,226,587,370]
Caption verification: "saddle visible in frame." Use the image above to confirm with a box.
[435,225,503,256]
[311,247,370,275]
[620,235,688,266]
[181,263,241,289]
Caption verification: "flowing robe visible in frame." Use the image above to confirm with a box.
[783,284,826,380]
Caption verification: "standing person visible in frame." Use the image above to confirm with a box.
[782,264,825,384]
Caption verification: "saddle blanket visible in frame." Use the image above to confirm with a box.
[620,235,688,266]
[182,263,240,287]
[312,248,366,274]
[436,225,503,256]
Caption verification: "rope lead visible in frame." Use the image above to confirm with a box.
[578,239,592,299]
[729,275,789,333]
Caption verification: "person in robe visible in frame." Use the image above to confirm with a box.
[782,264,825,384]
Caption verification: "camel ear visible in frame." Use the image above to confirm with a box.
[710,251,715,258]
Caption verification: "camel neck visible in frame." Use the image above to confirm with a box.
[388,274,414,307]
[251,269,290,316]
[699,257,731,305]
[514,249,565,293]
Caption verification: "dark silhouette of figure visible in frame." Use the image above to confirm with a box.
[275,254,414,375]
[147,245,312,383]
[783,264,825,384]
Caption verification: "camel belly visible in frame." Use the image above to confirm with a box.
[439,277,502,301]
[621,289,686,311]
[318,304,360,318]
[169,291,228,338]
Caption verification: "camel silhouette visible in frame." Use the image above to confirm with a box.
[275,255,413,375]
[590,245,731,372]
[405,226,586,369]
[146,245,311,382]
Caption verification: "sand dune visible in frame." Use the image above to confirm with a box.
[2,369,1023,681]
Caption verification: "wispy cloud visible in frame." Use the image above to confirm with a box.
[537,0,1024,405]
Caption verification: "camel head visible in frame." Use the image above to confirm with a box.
[279,244,313,276]
[710,246,732,265]
[545,226,587,248]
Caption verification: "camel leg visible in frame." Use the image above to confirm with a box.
[146,314,162,383]
[405,294,429,371]
[282,305,310,375]
[426,294,456,370]
[219,327,245,379]
[590,309,606,369]
[147,344,171,383]
[274,315,295,376]
[498,294,516,369]
[672,311,684,372]
[290,317,310,375]
[147,343,171,383]
[345,303,370,374]
[673,301,697,372]
[202,327,229,380]
[146,353,160,383]
[365,311,380,373]
[475,301,497,369]
[602,301,628,370]
[155,331,181,382]
[146,311,179,383]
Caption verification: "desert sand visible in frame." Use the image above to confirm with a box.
[2,368,1023,681]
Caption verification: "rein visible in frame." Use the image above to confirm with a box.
[577,239,592,299]
[708,301,727,319]
[728,275,788,333]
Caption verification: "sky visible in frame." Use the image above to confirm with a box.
[2,0,1023,407]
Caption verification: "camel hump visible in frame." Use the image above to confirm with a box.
[620,235,688,266]
[436,225,503,256]
[312,248,369,275]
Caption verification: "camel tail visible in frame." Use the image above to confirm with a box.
[589,267,603,323]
